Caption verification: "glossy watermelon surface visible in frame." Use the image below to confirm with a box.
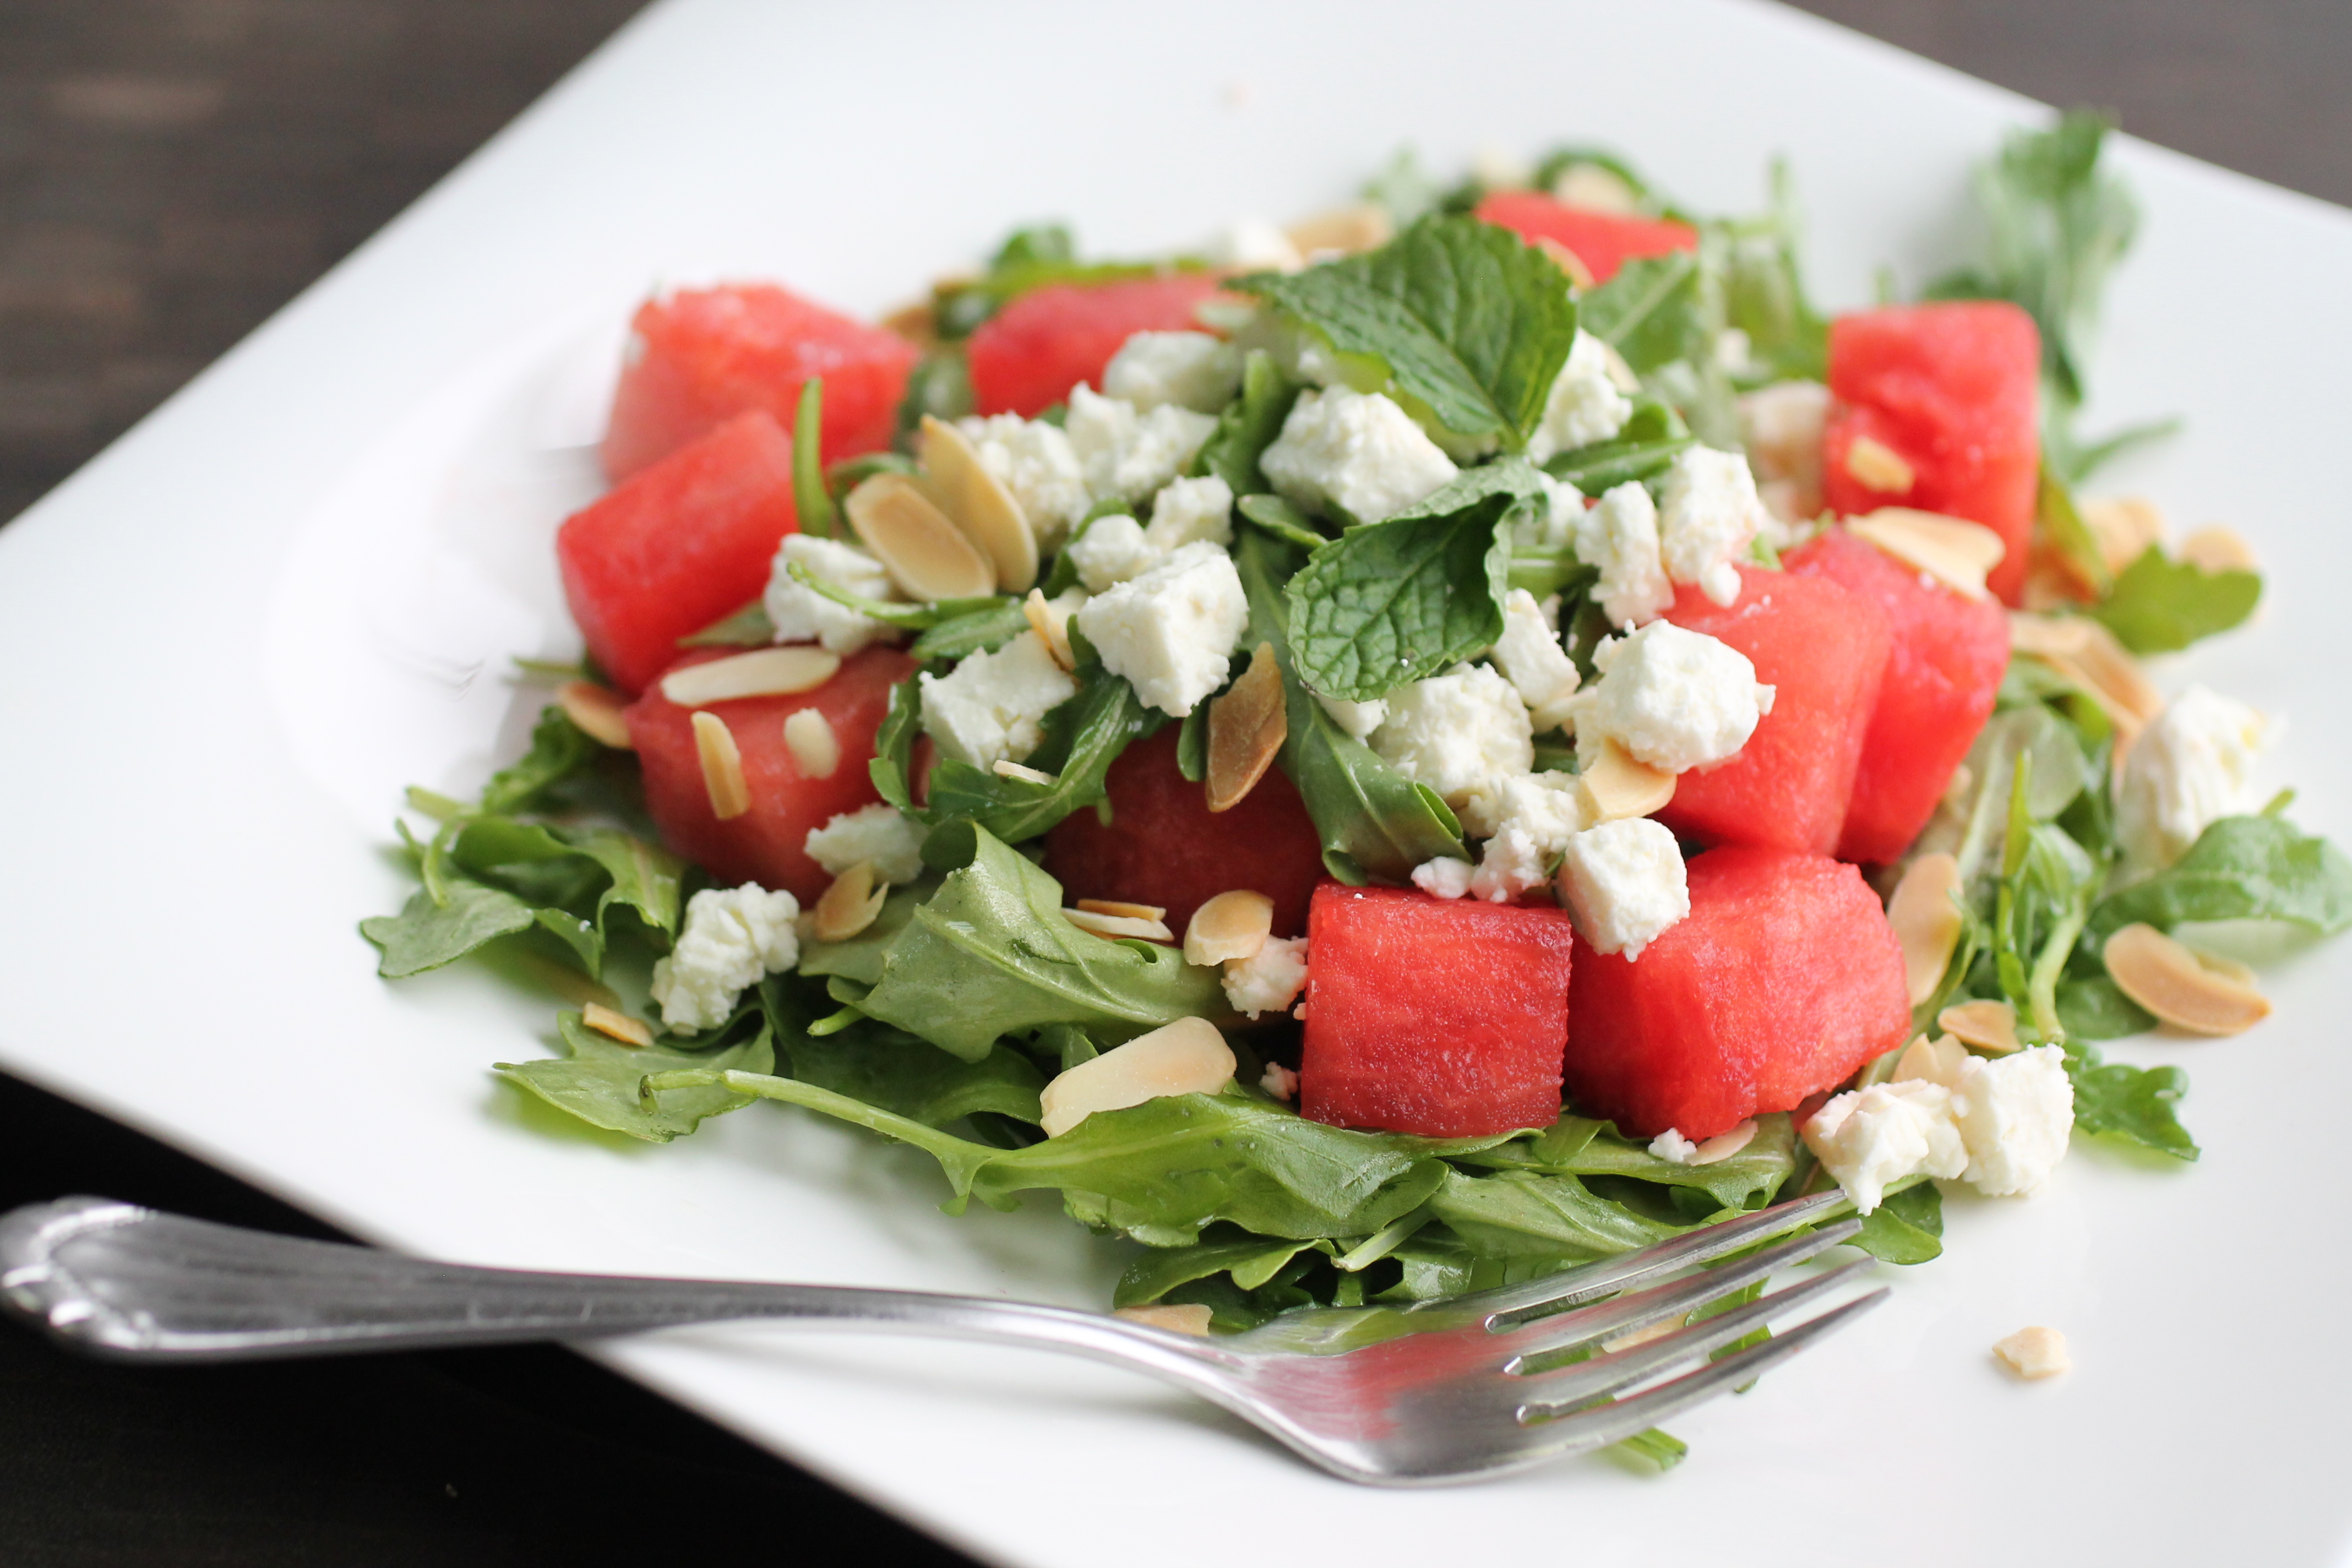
[1785,528,2010,863]
[1564,847,1910,1139]
[558,410,800,695]
[1042,727,1325,939]
[966,274,1229,417]
[1655,565,1891,857]
[1299,883,1575,1138]
[1820,301,2041,603]
[602,283,918,482]
[624,646,917,903]
[1471,192,1698,283]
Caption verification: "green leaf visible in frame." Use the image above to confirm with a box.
[868,673,925,813]
[360,878,535,978]
[679,599,777,648]
[922,662,1162,842]
[478,706,597,816]
[2089,814,2352,940]
[1459,1114,1796,1212]
[793,378,837,540]
[1850,1179,1943,1264]
[788,563,1008,633]
[1235,215,1578,446]
[2064,1041,2198,1159]
[780,1020,1045,1130]
[559,825,685,938]
[1423,1168,1687,1264]
[1191,350,1302,496]
[2055,975,2156,1041]
[1114,1232,1329,1308]
[798,883,927,987]
[1235,493,1330,552]
[908,599,1033,661]
[2036,464,2109,597]
[2091,545,2262,654]
[1578,249,1705,374]
[496,1014,774,1143]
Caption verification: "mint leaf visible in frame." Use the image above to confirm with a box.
[2090,814,2352,940]
[2064,1040,2197,1160]
[1236,215,1577,447]
[1580,249,1707,374]
[2091,544,2262,654]
[496,1012,774,1142]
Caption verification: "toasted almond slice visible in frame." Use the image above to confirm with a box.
[1691,1121,1757,1165]
[1063,907,1175,943]
[1938,998,2021,1054]
[2181,524,2258,573]
[1844,436,1916,494]
[919,413,1038,592]
[879,299,939,347]
[581,1002,654,1048]
[557,680,633,749]
[2102,922,2272,1035]
[690,711,750,820]
[1887,851,1964,1006]
[1847,508,2006,601]
[992,759,1056,786]
[2065,618,2164,723]
[1533,235,1596,290]
[2008,614,2162,749]
[1183,889,1275,967]
[1576,739,1675,823]
[1023,588,1076,671]
[1206,643,1288,813]
[1600,1316,1685,1354]
[2079,496,2166,575]
[1112,1304,1215,1336]
[2008,612,2094,658]
[782,707,839,778]
[1892,1033,1970,1088]
[1284,204,1392,258]
[1077,899,1168,921]
[843,471,996,602]
[1039,1016,1235,1137]
[813,859,889,944]
[661,646,842,707]
[1992,1325,2071,1379]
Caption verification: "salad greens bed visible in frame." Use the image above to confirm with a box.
[364,114,2352,1466]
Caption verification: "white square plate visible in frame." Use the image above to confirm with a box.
[3,2,2348,1564]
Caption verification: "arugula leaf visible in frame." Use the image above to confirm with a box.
[922,662,1162,843]
[1579,250,1705,374]
[361,878,536,978]
[868,673,926,813]
[2055,975,2157,1041]
[1283,458,1536,700]
[2064,1040,2197,1159]
[929,223,1194,339]
[1191,350,1302,496]
[778,1019,1045,1130]
[1850,1179,1943,1264]
[1423,1168,1686,1264]
[680,599,777,648]
[1541,396,1694,492]
[479,706,599,816]
[1992,760,2103,1043]
[1235,215,1578,447]
[1458,1114,1795,1212]
[1718,158,1830,383]
[1113,1231,1330,1309]
[787,563,1009,634]
[1235,493,1330,552]
[2091,545,2262,654]
[496,1013,774,1143]
[908,599,1033,661]
[2089,814,2352,940]
[798,884,927,987]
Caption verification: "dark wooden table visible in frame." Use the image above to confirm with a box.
[0,3,2343,1562]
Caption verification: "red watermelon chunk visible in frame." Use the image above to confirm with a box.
[624,645,917,903]
[1299,884,1575,1138]
[1565,847,1909,1139]
[558,410,800,696]
[1472,192,1698,283]
[1821,302,2041,603]
[1785,528,2011,863]
[1655,566,1891,857]
[966,274,1229,417]
[602,283,918,482]
[1042,727,1325,939]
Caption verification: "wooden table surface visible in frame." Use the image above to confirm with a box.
[1,3,2343,1562]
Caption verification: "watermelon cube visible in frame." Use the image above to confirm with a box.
[602,282,918,482]
[1784,527,2011,863]
[1821,302,2041,603]
[966,274,1230,418]
[623,645,918,903]
[1299,884,1576,1138]
[1472,192,1698,284]
[557,410,801,696]
[1655,565,1891,858]
[1565,847,1910,1139]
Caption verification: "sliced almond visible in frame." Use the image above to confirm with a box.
[1533,236,1596,290]
[1063,907,1175,943]
[1284,204,1392,259]
[581,1002,654,1048]
[1847,509,2006,601]
[918,413,1038,592]
[2008,612,2094,659]
[1691,1121,1757,1165]
[782,707,839,778]
[2007,613,2162,749]
[1023,588,1077,671]
[879,299,939,347]
[1892,1033,1970,1088]
[1183,889,1275,967]
[1205,643,1288,813]
[1600,1316,1685,1354]
[843,471,995,602]
[1077,899,1168,922]
[1039,1016,1235,1137]
[660,646,842,707]
[1112,1303,1214,1336]
[690,711,750,820]
[2181,525,2258,574]
[557,680,633,749]
[1937,999,2021,1054]
[2102,922,2271,1035]
[993,759,1055,786]
[1576,739,1675,824]
[1887,851,1964,1006]
[813,859,889,944]
[2079,496,2166,575]
[1993,1325,2071,1380]
[1844,435,1916,494]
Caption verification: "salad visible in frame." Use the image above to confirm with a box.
[365,112,2350,1462]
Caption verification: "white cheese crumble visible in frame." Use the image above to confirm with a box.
[649,884,801,1032]
[1315,692,1390,742]
[1259,385,1459,524]
[1469,772,1588,902]
[1411,856,1477,900]
[1569,620,1775,774]
[2115,684,2273,869]
[1648,1129,1700,1164]
[1063,474,1237,593]
[1206,219,1304,274]
[1072,541,1248,717]
[1801,1079,1969,1215]
[917,629,1078,769]
[1369,662,1534,836]
[1525,331,1636,462]
[803,803,927,886]
[1259,1060,1300,1102]
[1224,935,1309,1019]
[1554,816,1689,959]
[1064,385,1218,507]
[1063,513,1154,593]
[1102,330,1244,413]
[1657,445,1771,606]
[1576,481,1674,628]
[957,413,1091,547]
[764,535,902,654]
[1739,379,1830,532]
[1950,1045,2075,1197]
[1488,589,1581,730]
[1515,473,1584,552]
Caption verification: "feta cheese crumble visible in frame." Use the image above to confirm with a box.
[1554,816,1689,959]
[1950,1045,2075,1197]
[2116,684,2273,869]
[918,629,1078,769]
[650,884,801,1032]
[764,535,902,654]
[1647,1129,1700,1164]
[1072,541,1248,717]
[1065,385,1218,507]
[1063,513,1154,593]
[1569,620,1775,774]
[1259,385,1459,524]
[1315,692,1389,742]
[1805,1044,2076,1212]
[803,803,926,886]
[957,413,1090,547]
[1369,662,1534,835]
[1576,481,1674,628]
[1739,379,1830,531]
[1469,772,1588,901]
[1801,1078,1969,1215]
[1516,472,1583,552]
[1411,856,1477,900]
[1525,331,1636,462]
[1487,589,1581,729]
[1065,475,1238,592]
[1658,445,1772,606]
[1103,330,1244,413]
[1224,935,1309,1020]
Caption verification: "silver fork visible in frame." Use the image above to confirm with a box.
[0,1191,1882,1486]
